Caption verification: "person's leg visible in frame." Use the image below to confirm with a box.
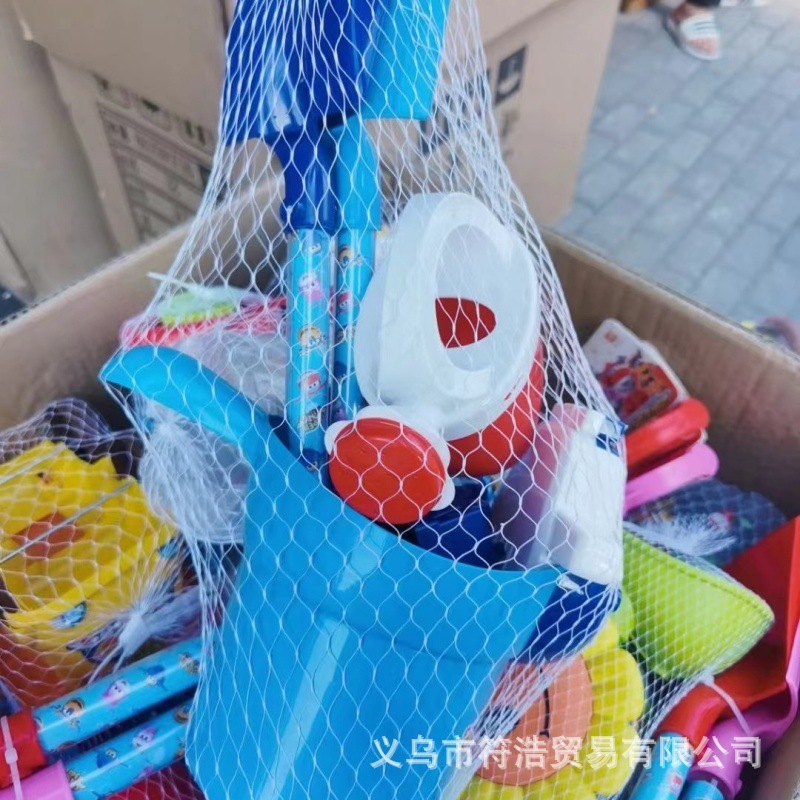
[667,0,722,60]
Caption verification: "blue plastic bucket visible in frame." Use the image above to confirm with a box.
[102,347,563,800]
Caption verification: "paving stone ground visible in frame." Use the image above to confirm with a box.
[555,0,800,324]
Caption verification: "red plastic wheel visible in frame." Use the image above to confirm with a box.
[329,417,448,525]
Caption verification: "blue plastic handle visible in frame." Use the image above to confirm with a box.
[331,117,381,420]
[65,703,191,800]
[101,346,280,476]
[34,638,201,756]
[629,733,695,800]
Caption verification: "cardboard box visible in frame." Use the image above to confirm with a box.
[0,0,115,300]
[15,0,617,242]
[484,0,618,224]
[0,227,797,523]
[13,0,229,252]
[12,0,231,131]
[0,225,797,800]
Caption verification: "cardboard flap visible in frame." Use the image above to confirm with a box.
[12,0,229,130]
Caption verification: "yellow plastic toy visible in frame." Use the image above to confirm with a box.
[0,441,179,696]
[463,600,645,800]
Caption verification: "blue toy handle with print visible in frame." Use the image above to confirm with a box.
[34,637,202,756]
[331,118,381,422]
[286,228,334,470]
[65,703,192,800]
[102,346,570,800]
[222,0,450,451]
[629,733,695,800]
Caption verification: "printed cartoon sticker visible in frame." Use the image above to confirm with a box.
[179,653,200,675]
[299,371,324,398]
[333,290,358,315]
[144,664,167,690]
[300,408,322,434]
[335,324,356,346]
[132,726,158,749]
[298,271,324,302]
[102,679,131,708]
[338,246,364,269]
[54,698,86,727]
[298,324,325,354]
[67,769,85,790]
[96,748,119,768]
[52,601,88,630]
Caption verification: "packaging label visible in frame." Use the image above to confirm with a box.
[492,46,527,161]
[94,80,214,242]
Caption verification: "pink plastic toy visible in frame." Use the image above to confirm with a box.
[624,442,719,515]
[686,624,800,799]
[0,762,71,800]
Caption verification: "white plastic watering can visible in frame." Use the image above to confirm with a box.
[326,192,541,524]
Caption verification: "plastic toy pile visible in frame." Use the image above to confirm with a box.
[0,401,201,800]
[0,1,797,799]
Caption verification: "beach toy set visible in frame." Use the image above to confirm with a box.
[95,0,638,798]
[61,3,795,800]
[103,342,624,800]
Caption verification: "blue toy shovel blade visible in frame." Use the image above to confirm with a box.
[221,0,451,146]
[222,0,376,146]
[361,0,451,120]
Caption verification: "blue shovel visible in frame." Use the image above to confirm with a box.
[223,0,450,453]
[329,1,451,420]
[221,0,364,472]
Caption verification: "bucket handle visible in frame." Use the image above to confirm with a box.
[101,346,289,479]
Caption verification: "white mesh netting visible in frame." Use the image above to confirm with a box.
[0,399,203,800]
[0,2,775,799]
